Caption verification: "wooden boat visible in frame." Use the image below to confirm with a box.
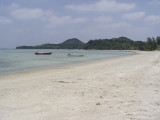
[67,53,84,57]
[35,52,52,55]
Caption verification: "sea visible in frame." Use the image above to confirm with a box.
[0,49,136,76]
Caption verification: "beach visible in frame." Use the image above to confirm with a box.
[0,51,160,120]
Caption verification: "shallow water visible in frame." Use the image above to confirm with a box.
[0,49,135,76]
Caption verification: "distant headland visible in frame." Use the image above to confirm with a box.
[16,36,160,51]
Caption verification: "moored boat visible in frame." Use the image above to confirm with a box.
[35,52,52,55]
[67,53,84,57]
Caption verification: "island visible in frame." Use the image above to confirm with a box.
[16,37,160,51]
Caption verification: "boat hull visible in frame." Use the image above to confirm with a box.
[67,54,84,57]
[35,52,52,55]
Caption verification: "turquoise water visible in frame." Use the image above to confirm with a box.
[0,49,135,76]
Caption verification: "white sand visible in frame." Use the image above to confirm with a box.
[0,51,160,120]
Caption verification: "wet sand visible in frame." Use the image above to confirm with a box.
[0,51,160,120]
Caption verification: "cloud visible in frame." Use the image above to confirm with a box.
[11,8,44,19]
[10,4,55,20]
[10,3,20,8]
[105,22,131,29]
[122,12,145,20]
[46,16,87,28]
[65,0,136,12]
[9,5,86,28]
[81,21,151,41]
[149,0,160,5]
[145,15,160,24]
[94,16,113,23]
[0,16,12,24]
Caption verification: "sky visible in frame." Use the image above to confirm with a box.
[0,0,160,48]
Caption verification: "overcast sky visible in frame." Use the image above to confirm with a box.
[0,0,160,48]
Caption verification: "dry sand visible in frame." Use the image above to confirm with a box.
[0,51,160,120]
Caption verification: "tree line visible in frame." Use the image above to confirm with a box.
[84,36,160,51]
[16,36,160,51]
[145,36,160,51]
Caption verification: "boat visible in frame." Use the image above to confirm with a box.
[67,53,84,57]
[35,52,52,55]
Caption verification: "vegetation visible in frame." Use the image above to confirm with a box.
[145,36,160,51]
[16,38,85,49]
[16,36,160,51]
[59,38,86,49]
[85,37,135,50]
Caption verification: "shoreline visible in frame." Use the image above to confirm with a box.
[0,50,137,78]
[0,51,160,120]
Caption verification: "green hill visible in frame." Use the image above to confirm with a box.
[16,38,86,49]
[86,37,135,50]
[60,38,86,49]
[16,36,157,50]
